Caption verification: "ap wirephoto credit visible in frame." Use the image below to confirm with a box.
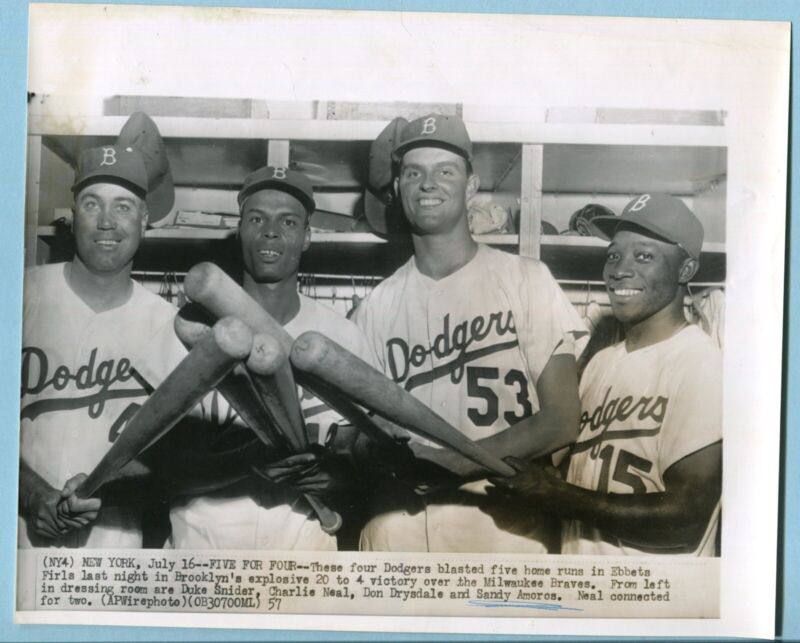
[14,4,788,639]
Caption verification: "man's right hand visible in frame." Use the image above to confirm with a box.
[57,473,102,531]
[20,461,102,540]
[24,483,67,540]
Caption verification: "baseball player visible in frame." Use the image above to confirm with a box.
[353,114,588,552]
[166,166,375,550]
[491,194,722,556]
[19,114,182,548]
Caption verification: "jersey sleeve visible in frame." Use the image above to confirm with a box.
[658,345,722,471]
[514,259,589,383]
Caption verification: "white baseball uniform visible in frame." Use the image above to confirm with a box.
[354,244,587,552]
[562,324,722,556]
[168,294,375,550]
[19,263,185,548]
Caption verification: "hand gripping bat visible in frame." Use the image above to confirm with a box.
[174,305,342,534]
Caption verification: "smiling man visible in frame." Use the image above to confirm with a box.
[491,194,722,556]
[353,114,588,553]
[166,166,374,550]
[19,135,181,548]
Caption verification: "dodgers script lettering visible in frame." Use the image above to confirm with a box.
[386,310,517,388]
[20,347,146,420]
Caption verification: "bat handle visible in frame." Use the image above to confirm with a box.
[304,494,342,534]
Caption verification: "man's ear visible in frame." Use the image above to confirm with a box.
[678,256,699,284]
[393,176,400,198]
[466,173,480,201]
[140,204,149,234]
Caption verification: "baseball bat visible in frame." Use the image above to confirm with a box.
[246,333,307,452]
[290,331,516,477]
[298,370,406,450]
[184,262,293,350]
[175,312,340,534]
[183,263,306,448]
[174,313,289,452]
[75,317,254,498]
[177,305,399,451]
[181,265,401,446]
[246,333,342,534]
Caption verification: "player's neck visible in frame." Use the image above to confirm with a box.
[243,272,301,326]
[624,297,688,352]
[65,259,134,313]
[412,226,478,280]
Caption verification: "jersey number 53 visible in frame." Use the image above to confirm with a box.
[466,366,533,427]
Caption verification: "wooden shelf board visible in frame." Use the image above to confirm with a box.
[29,114,726,147]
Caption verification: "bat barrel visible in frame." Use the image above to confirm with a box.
[174,303,213,346]
[184,262,293,352]
[296,371,400,450]
[246,333,286,376]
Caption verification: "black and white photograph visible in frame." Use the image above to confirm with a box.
[14,4,788,638]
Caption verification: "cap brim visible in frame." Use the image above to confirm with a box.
[591,214,691,255]
[239,179,316,214]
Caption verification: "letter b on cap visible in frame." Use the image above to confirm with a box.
[629,194,651,212]
[271,167,287,179]
[421,117,437,135]
[100,147,117,166]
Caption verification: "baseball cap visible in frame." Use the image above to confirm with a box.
[72,145,149,201]
[116,111,175,223]
[391,114,473,163]
[590,193,704,259]
[238,166,316,214]
[369,117,409,190]
[366,117,410,236]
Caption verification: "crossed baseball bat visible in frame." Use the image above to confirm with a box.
[67,262,514,535]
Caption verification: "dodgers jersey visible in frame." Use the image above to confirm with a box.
[355,245,587,552]
[355,244,587,443]
[563,324,722,556]
[168,294,375,550]
[19,263,185,548]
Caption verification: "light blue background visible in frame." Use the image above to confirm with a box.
[1,1,795,640]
